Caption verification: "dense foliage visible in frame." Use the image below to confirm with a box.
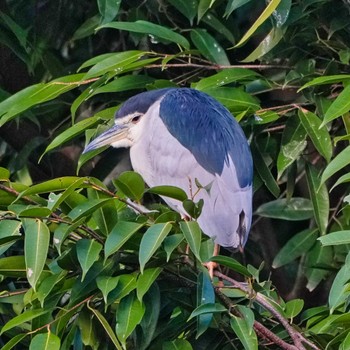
[1,0,350,349]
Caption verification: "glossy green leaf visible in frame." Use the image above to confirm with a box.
[277,116,307,179]
[76,239,102,281]
[137,267,162,301]
[196,271,215,338]
[72,15,100,41]
[29,332,60,350]
[273,229,318,268]
[96,275,120,303]
[0,220,22,255]
[0,167,10,179]
[68,198,113,222]
[284,299,304,320]
[298,109,332,162]
[256,198,314,220]
[242,27,284,62]
[331,173,350,190]
[180,221,202,261]
[37,271,67,306]
[108,274,137,303]
[328,251,350,313]
[195,68,258,90]
[2,334,28,350]
[0,255,26,277]
[319,145,350,186]
[77,309,98,347]
[163,234,184,261]
[299,74,350,91]
[139,223,172,273]
[147,185,187,201]
[105,221,144,260]
[18,207,51,218]
[230,316,258,350]
[318,231,350,246]
[1,309,49,334]
[114,171,145,201]
[99,21,190,49]
[163,339,193,350]
[87,305,123,350]
[306,164,329,235]
[98,0,121,24]
[252,143,280,198]
[115,292,145,346]
[83,50,145,79]
[197,0,215,22]
[210,255,251,277]
[189,303,226,320]
[234,0,281,47]
[168,0,197,25]
[199,238,215,262]
[23,218,50,290]
[190,29,229,65]
[224,0,252,17]
[323,84,350,125]
[201,13,235,43]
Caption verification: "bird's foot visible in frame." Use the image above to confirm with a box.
[203,261,218,279]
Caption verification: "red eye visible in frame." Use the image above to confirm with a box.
[131,114,142,123]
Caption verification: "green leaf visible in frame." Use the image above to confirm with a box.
[99,21,190,49]
[72,15,100,41]
[0,256,26,277]
[331,173,350,190]
[76,239,103,281]
[98,0,121,24]
[298,109,332,162]
[114,171,145,201]
[273,229,318,268]
[189,303,226,320]
[199,238,215,262]
[319,145,350,186]
[194,68,258,90]
[323,84,350,125]
[139,223,172,273]
[234,0,281,47]
[87,305,123,350]
[147,185,188,201]
[37,271,67,306]
[1,309,49,334]
[163,234,184,261]
[137,267,162,301]
[83,50,145,79]
[298,74,350,91]
[190,29,229,65]
[256,198,314,221]
[115,293,145,346]
[105,221,145,260]
[168,0,197,25]
[96,275,120,303]
[108,274,137,303]
[0,220,22,255]
[197,0,216,22]
[328,251,350,313]
[318,231,350,246]
[23,219,50,290]
[210,255,251,277]
[306,164,329,235]
[277,116,307,179]
[201,13,235,43]
[2,334,28,350]
[29,332,60,350]
[224,0,252,17]
[230,316,258,350]
[0,167,10,179]
[162,339,193,350]
[242,27,284,62]
[180,221,202,261]
[284,299,304,320]
[68,198,113,222]
[273,0,291,27]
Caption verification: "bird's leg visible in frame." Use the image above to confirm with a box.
[204,243,220,279]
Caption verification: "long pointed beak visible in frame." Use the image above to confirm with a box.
[83,124,128,154]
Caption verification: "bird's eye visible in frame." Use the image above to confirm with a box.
[131,114,142,124]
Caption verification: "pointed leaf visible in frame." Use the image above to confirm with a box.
[29,332,60,350]
[114,171,145,201]
[323,84,350,125]
[180,221,202,261]
[189,303,226,320]
[76,239,102,281]
[318,231,350,246]
[147,185,187,201]
[98,0,122,24]
[137,267,162,301]
[139,223,172,273]
[68,198,113,222]
[210,255,251,277]
[298,75,350,91]
[163,339,193,350]
[230,316,258,350]
[108,274,137,304]
[168,0,197,25]
[96,275,120,303]
[163,234,184,262]
[23,219,50,290]
[2,334,28,350]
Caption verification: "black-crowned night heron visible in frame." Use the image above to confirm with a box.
[84,88,253,254]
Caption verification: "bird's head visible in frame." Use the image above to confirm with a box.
[83,88,173,154]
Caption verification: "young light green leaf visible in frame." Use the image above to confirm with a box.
[256,198,314,221]
[23,219,50,290]
[319,145,350,187]
[230,316,258,350]
[284,299,304,321]
[76,239,102,281]
[318,231,350,246]
[234,0,281,47]
[190,29,229,65]
[139,223,172,273]
[306,164,329,235]
[99,21,190,49]
[273,229,318,268]
[0,167,10,179]
[105,221,144,260]
[323,84,350,125]
[115,293,145,346]
[180,221,202,261]
[298,108,332,162]
[136,267,162,301]
[277,116,307,179]
[29,332,60,350]
[114,171,145,201]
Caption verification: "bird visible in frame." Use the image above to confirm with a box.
[84,87,253,253]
